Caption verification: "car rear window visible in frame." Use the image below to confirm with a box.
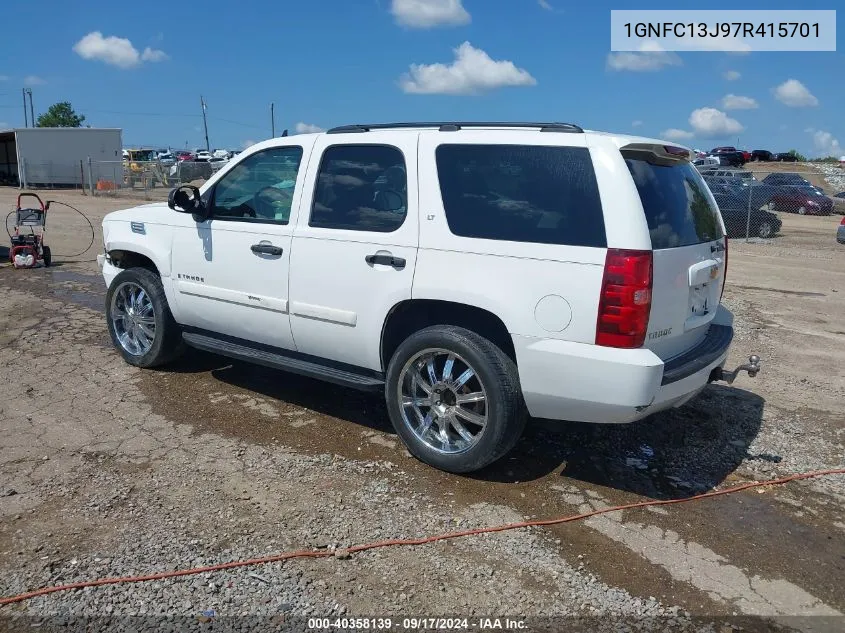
[435,144,606,247]
[625,158,723,249]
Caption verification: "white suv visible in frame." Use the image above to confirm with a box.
[97,122,760,473]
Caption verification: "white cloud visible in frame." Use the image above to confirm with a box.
[24,75,45,86]
[723,70,741,81]
[810,130,842,157]
[661,128,694,141]
[688,107,744,139]
[391,0,470,28]
[538,0,553,10]
[141,47,168,63]
[774,79,818,107]
[606,51,682,72]
[294,122,325,134]
[73,31,168,68]
[631,120,643,127]
[721,94,758,110]
[399,42,536,95]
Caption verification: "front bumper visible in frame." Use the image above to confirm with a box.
[97,254,121,289]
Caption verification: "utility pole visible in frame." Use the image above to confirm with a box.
[22,88,28,127]
[26,89,34,127]
[270,102,275,138]
[200,96,210,153]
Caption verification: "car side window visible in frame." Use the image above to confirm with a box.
[210,146,303,224]
[310,145,407,232]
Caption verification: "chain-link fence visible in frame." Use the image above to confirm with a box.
[12,156,231,199]
[89,158,229,198]
[698,166,844,242]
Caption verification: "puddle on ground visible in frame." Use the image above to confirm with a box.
[49,269,105,311]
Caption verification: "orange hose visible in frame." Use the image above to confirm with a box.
[2,467,842,607]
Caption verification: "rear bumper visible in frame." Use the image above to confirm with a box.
[514,309,734,424]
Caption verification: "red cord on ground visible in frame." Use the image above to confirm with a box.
[2,468,843,607]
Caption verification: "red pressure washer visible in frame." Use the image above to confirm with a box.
[8,193,51,269]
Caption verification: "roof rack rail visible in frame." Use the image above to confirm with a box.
[326,122,584,134]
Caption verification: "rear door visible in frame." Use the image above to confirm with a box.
[623,152,727,360]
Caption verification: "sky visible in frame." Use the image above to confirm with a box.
[0,0,842,156]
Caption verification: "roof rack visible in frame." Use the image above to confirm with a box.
[326,122,584,134]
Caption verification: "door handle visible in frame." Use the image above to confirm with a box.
[251,242,283,256]
[365,253,406,269]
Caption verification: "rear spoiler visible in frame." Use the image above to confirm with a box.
[621,143,692,166]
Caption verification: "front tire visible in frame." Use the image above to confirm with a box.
[42,245,51,267]
[385,325,527,474]
[105,267,184,368]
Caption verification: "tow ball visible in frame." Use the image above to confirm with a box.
[710,355,761,384]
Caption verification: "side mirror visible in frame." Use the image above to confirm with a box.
[168,185,209,221]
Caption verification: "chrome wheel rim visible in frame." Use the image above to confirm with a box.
[398,348,488,454]
[110,281,156,356]
[798,206,806,215]
[758,222,772,238]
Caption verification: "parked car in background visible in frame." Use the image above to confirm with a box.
[831,191,845,214]
[740,150,751,162]
[762,173,812,188]
[710,146,737,154]
[207,156,228,172]
[707,169,755,183]
[704,177,777,211]
[212,149,231,159]
[769,187,833,215]
[176,151,195,162]
[751,150,774,162]
[712,192,782,238]
[837,216,845,243]
[693,156,720,169]
[775,152,798,162]
[195,150,212,161]
[713,151,746,167]
[158,152,176,167]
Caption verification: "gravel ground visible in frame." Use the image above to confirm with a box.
[0,189,843,633]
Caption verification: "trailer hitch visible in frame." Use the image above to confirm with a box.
[710,355,761,384]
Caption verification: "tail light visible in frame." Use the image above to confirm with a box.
[840,217,845,226]
[596,249,653,348]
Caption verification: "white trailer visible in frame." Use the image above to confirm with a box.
[0,127,122,187]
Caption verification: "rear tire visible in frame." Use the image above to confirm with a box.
[105,267,185,368]
[757,221,773,238]
[385,325,527,474]
[42,246,51,267]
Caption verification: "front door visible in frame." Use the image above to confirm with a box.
[288,135,419,371]
[170,143,312,350]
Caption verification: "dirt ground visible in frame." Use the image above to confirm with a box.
[0,186,843,631]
